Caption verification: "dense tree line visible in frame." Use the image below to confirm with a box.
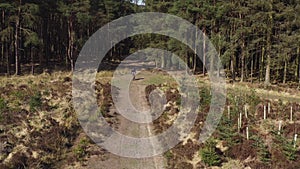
[141,0,300,85]
[0,0,135,75]
[0,0,299,85]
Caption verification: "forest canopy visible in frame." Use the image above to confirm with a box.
[0,0,299,85]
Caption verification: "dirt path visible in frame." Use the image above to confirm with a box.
[85,71,166,169]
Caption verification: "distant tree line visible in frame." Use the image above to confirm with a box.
[0,0,135,75]
[0,0,299,85]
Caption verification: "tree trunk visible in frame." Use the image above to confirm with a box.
[297,47,300,84]
[1,10,4,67]
[210,51,214,76]
[239,12,245,82]
[265,2,273,85]
[1,41,4,66]
[260,46,265,82]
[31,47,34,75]
[231,55,235,82]
[217,33,221,77]
[68,16,74,72]
[217,49,221,77]
[167,53,172,70]
[161,53,165,68]
[45,17,49,65]
[186,50,189,71]
[6,43,10,75]
[15,0,21,75]
[193,28,198,73]
[203,28,206,76]
[240,41,245,82]
[265,52,271,85]
[283,58,287,84]
[251,55,254,83]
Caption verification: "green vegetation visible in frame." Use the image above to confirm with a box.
[199,88,212,107]
[199,139,222,167]
[284,142,297,161]
[0,97,7,113]
[274,133,298,161]
[252,136,271,163]
[73,138,89,161]
[259,145,271,163]
[164,150,173,160]
[0,97,7,121]
[217,117,240,147]
[29,92,42,111]
[142,73,176,86]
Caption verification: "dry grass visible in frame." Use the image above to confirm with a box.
[0,70,299,168]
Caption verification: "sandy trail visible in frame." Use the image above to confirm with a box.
[86,66,166,169]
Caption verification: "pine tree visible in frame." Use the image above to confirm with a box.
[58,0,91,72]
[0,2,14,74]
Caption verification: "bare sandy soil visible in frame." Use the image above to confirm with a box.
[84,71,166,169]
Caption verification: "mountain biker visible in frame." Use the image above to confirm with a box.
[131,68,136,80]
